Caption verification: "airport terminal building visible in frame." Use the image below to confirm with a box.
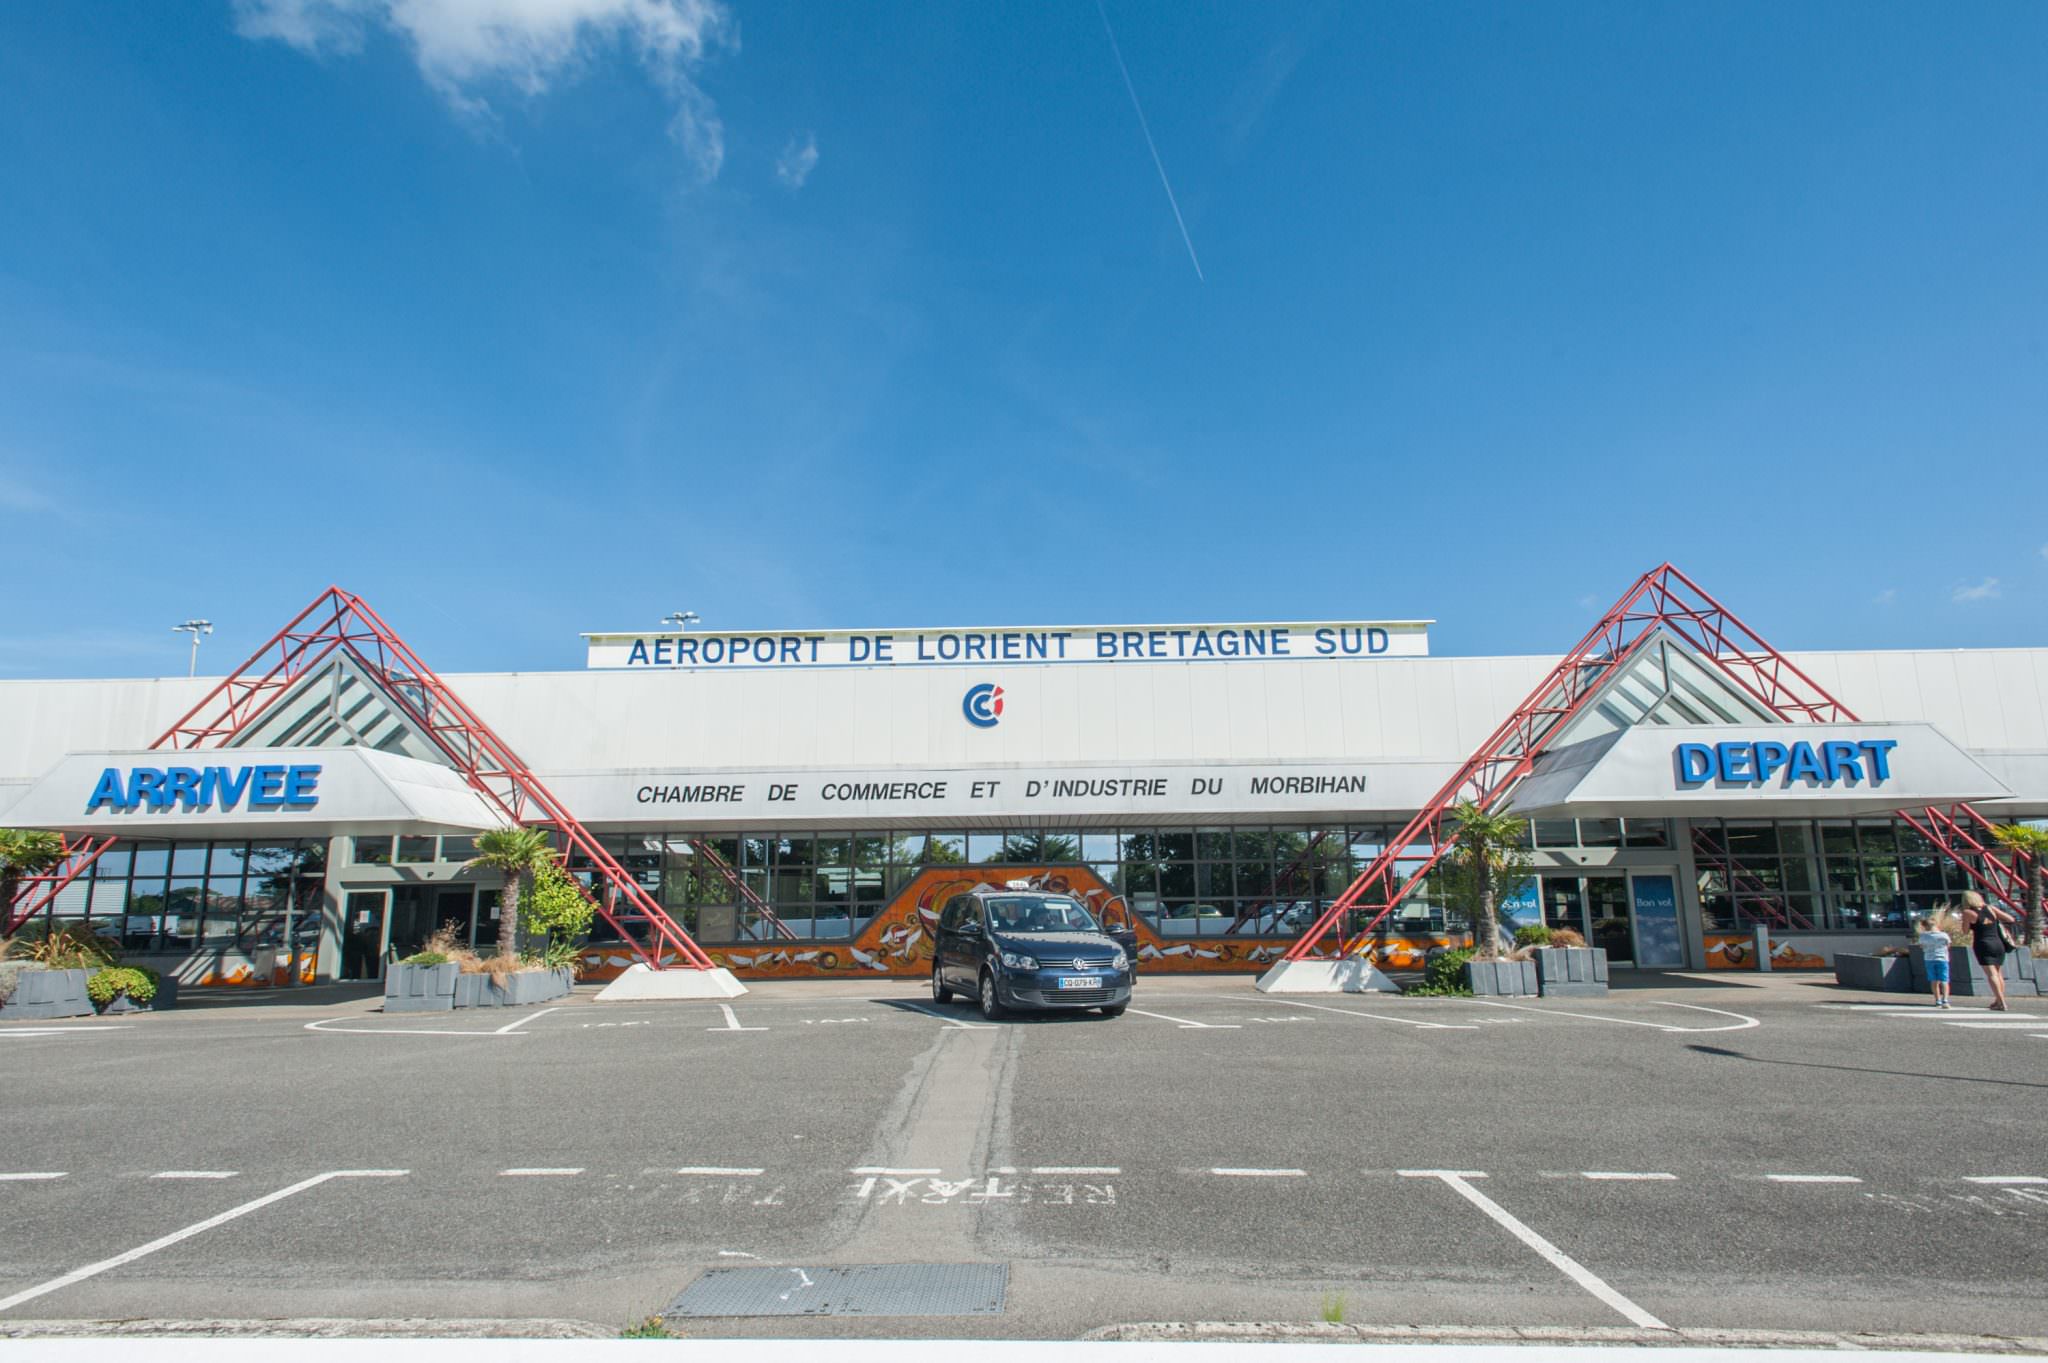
[1,570,2043,988]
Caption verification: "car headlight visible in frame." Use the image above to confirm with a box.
[1111,949,1129,971]
[1000,951,1038,970]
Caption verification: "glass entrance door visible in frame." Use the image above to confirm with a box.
[341,890,389,980]
[1585,875,1633,965]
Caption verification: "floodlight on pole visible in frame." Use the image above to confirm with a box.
[661,611,701,631]
[171,619,213,677]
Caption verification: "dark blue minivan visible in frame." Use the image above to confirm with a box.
[930,886,1133,1020]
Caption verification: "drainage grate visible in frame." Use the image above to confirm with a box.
[663,1262,1008,1319]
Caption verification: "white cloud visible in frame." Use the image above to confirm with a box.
[775,131,818,189]
[1952,577,2001,603]
[2039,543,2048,561]
[1873,588,1897,607]
[233,0,737,180]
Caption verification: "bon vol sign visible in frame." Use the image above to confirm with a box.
[86,763,322,813]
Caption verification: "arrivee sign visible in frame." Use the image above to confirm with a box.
[86,763,322,813]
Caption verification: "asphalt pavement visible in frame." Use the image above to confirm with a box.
[2,971,2045,1342]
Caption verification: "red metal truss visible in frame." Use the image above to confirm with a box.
[1282,562,2034,962]
[4,835,118,937]
[141,587,718,970]
[1689,825,1812,931]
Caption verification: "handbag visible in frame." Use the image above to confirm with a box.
[1998,921,2019,951]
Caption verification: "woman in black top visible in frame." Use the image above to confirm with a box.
[1958,890,2020,1011]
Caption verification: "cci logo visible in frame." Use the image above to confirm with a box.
[962,682,1005,728]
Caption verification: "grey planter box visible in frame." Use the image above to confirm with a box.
[451,966,573,1009]
[384,961,458,1012]
[100,978,178,1013]
[1466,957,1539,996]
[1833,953,1915,993]
[1903,947,2036,998]
[1534,947,1609,997]
[0,967,94,1020]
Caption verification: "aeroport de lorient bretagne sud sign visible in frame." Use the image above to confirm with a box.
[582,620,1431,670]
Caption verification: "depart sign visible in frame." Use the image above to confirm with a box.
[584,619,1432,670]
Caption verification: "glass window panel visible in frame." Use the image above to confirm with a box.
[1781,858,1816,894]
[1533,819,1578,848]
[130,844,170,877]
[1780,893,1820,929]
[1819,822,1858,856]
[814,836,851,867]
[853,836,888,869]
[1041,831,1081,861]
[1775,822,1815,856]
[1347,826,1387,859]
[1621,818,1670,848]
[1825,858,1864,896]
[163,879,204,947]
[208,843,251,875]
[396,835,437,864]
[925,833,966,864]
[1088,862,1121,891]
[1578,818,1623,848]
[1158,863,1195,898]
[1082,833,1119,861]
[1196,828,1232,861]
[1725,823,1778,857]
[91,846,134,877]
[966,832,1005,863]
[741,837,773,867]
[1001,832,1045,861]
[171,844,209,876]
[1235,860,1274,897]
[88,878,131,919]
[1196,862,1232,899]
[353,836,394,866]
[1122,862,1159,894]
[1857,822,1897,856]
[774,836,813,865]
[1901,854,1945,894]
[439,835,477,864]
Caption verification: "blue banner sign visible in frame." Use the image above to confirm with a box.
[1675,738,1896,787]
[86,764,322,813]
[1629,874,1684,967]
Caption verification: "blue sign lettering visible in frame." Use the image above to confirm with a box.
[86,764,322,813]
[1674,739,1897,788]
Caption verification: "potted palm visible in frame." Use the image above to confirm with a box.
[0,924,115,1020]
[1436,802,1540,997]
[384,827,580,1012]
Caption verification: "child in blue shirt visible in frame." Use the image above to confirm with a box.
[1918,919,1952,1009]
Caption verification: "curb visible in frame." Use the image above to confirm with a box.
[0,1318,612,1340]
[1081,1321,2048,1353]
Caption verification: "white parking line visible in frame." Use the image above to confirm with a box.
[1966,1176,2048,1185]
[1399,1169,1488,1179]
[1033,1166,1121,1175]
[0,1172,67,1182]
[305,1018,528,1038]
[0,1169,408,1315]
[851,1166,941,1176]
[677,1167,764,1177]
[708,1004,767,1033]
[1210,1167,1306,1177]
[1470,1000,1758,1033]
[1126,1007,1240,1030]
[500,1168,584,1177]
[495,1007,561,1035]
[1241,997,1477,1031]
[0,1026,130,1036]
[1404,1170,1669,1330]
[152,1171,237,1180]
[896,1002,995,1030]
[1766,1174,1862,1184]
[1582,1172,1676,1181]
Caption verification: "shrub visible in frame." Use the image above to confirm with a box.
[1512,924,1552,948]
[538,939,584,977]
[400,950,450,966]
[1409,946,1476,996]
[4,925,119,970]
[523,861,596,946]
[87,966,158,1008]
[1548,928,1587,948]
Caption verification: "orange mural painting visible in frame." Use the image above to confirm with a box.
[574,864,1415,981]
[1703,932,1826,970]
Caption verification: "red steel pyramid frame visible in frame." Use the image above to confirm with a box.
[1280,563,2036,962]
[7,588,717,969]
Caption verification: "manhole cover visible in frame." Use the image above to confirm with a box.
[663,1262,1007,1318]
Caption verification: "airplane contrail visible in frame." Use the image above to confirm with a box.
[1094,0,1204,282]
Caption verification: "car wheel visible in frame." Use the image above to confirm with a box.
[1098,1004,1126,1018]
[931,969,953,1005]
[978,971,1005,1021]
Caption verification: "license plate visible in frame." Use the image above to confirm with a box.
[1056,976,1096,990]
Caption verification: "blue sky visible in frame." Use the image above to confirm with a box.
[1,1,2044,679]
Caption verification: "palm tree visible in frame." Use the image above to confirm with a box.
[0,828,68,921]
[1990,823,2048,946]
[1440,801,1534,960]
[466,826,558,958]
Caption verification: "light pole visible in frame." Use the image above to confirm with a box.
[172,619,212,677]
[661,611,701,631]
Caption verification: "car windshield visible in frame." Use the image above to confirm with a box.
[985,896,1101,933]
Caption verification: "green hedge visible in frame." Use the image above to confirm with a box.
[1409,947,1476,997]
[87,966,158,1007]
